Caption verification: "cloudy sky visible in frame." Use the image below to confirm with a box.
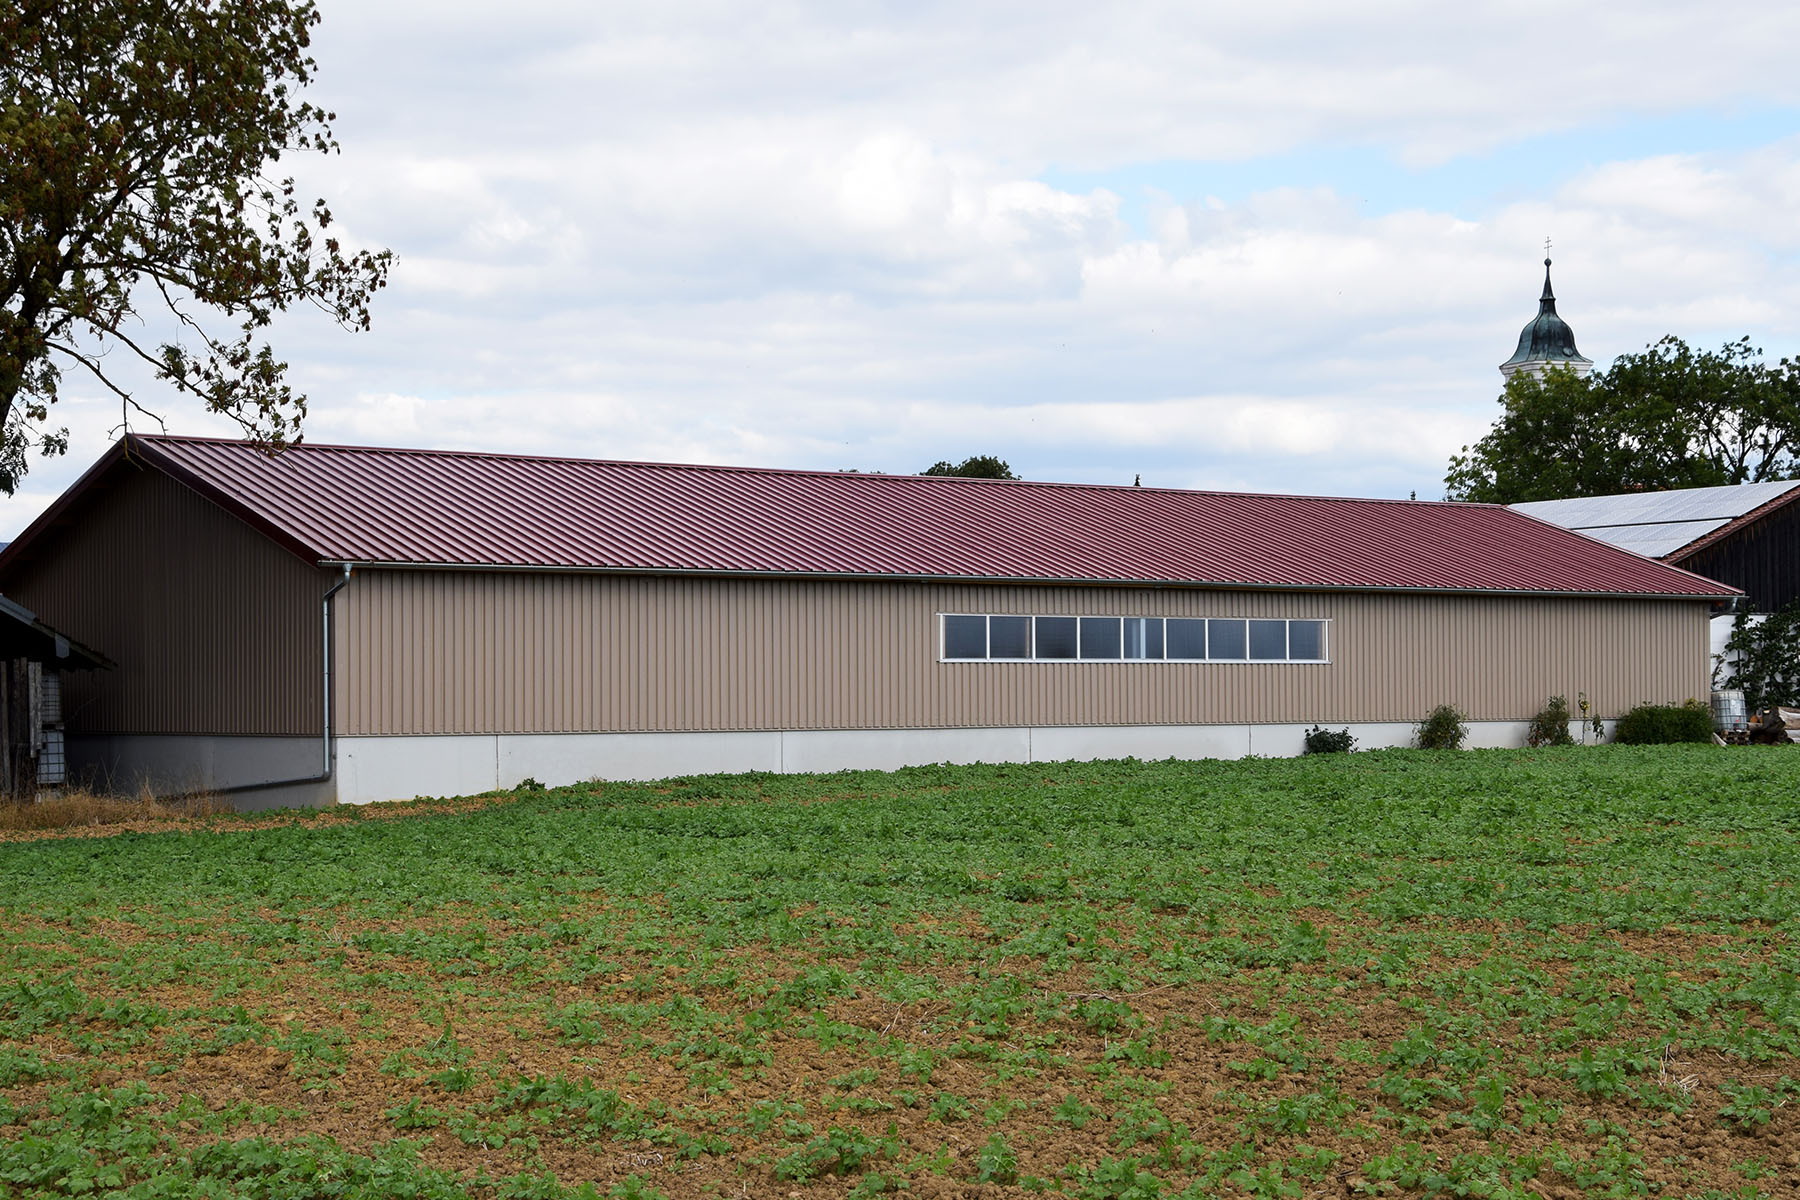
[9,0,1800,536]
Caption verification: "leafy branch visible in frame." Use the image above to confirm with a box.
[0,0,392,491]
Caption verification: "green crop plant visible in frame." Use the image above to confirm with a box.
[773,1125,896,1181]
[1718,1081,1786,1130]
[1065,1156,1165,1199]
[3,747,1799,1197]
[1054,1092,1100,1128]
[927,1091,972,1122]
[974,1132,1019,1184]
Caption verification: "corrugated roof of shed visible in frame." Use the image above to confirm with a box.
[0,435,1738,598]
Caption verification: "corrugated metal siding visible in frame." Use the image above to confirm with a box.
[0,468,323,735]
[340,570,1711,735]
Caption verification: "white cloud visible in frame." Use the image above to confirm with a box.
[7,2,1800,538]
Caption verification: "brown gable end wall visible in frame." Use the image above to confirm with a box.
[336,569,1711,736]
[0,466,325,736]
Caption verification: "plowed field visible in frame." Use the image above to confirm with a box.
[3,745,1799,1199]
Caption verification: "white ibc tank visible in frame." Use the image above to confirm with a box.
[1711,689,1748,733]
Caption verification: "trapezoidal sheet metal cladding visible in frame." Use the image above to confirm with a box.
[0,467,325,737]
[334,571,1712,737]
[128,435,1734,597]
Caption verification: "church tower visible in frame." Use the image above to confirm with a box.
[1499,256,1593,382]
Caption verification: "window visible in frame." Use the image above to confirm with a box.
[1207,618,1247,661]
[1288,620,1326,661]
[1079,617,1121,660]
[1123,617,1164,660]
[990,615,1032,659]
[1166,618,1206,660]
[1248,619,1287,661]
[1035,616,1078,659]
[943,614,986,660]
[940,614,1331,664]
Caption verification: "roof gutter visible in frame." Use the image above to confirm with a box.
[209,564,353,798]
[314,558,1740,602]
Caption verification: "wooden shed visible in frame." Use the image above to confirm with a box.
[0,594,111,799]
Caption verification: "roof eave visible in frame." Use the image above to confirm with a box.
[1503,510,1742,598]
[315,557,1740,601]
[0,595,115,670]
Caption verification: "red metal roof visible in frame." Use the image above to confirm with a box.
[7,435,1739,597]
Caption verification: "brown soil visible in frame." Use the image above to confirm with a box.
[7,906,1799,1200]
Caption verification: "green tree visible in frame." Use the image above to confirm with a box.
[0,0,392,492]
[1445,337,1800,503]
[920,455,1018,480]
[1719,603,1800,712]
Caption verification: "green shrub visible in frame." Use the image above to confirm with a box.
[1302,726,1356,755]
[1416,705,1468,750]
[1614,700,1713,745]
[1524,695,1575,748]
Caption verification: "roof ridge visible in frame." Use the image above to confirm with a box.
[131,433,1502,509]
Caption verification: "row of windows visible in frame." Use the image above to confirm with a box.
[941,614,1329,663]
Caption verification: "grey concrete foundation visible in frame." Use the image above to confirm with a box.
[66,734,334,811]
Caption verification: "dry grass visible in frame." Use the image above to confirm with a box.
[0,785,226,832]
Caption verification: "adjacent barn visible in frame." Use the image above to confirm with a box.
[0,435,1735,806]
[1514,482,1800,613]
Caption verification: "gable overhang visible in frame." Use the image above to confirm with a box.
[0,436,329,581]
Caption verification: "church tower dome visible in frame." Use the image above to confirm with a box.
[1500,257,1594,381]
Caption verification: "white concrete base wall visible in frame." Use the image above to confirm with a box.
[779,727,1031,774]
[502,731,783,783]
[66,719,1633,810]
[333,718,1614,805]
